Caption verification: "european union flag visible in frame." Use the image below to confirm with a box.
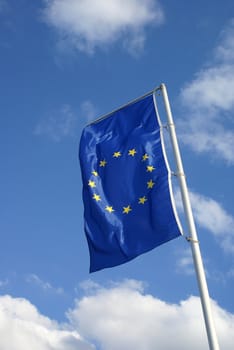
[79,94,182,272]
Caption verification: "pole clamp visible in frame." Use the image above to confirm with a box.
[171,171,186,178]
[186,236,199,244]
[167,122,175,127]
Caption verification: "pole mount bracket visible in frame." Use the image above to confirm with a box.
[186,236,199,244]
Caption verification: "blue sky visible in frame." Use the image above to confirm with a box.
[0,0,234,349]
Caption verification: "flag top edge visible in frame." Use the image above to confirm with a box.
[86,86,161,126]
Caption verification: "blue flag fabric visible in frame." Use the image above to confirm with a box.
[79,94,182,272]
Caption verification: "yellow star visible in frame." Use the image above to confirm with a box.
[100,160,107,167]
[88,180,96,188]
[147,179,155,189]
[93,194,101,202]
[92,171,98,176]
[105,206,114,213]
[113,151,121,158]
[147,165,155,172]
[142,153,149,161]
[138,196,147,204]
[123,205,132,214]
[128,148,137,156]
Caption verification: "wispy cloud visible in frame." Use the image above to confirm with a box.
[34,100,99,141]
[80,100,98,123]
[0,279,9,288]
[42,0,164,55]
[176,248,194,275]
[26,274,64,295]
[227,268,234,278]
[175,189,234,254]
[178,19,234,164]
[0,0,7,13]
[34,104,76,142]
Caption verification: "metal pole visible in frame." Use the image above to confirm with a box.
[160,83,220,350]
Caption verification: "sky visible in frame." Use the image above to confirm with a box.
[0,0,234,349]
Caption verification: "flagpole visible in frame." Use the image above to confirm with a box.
[160,83,220,350]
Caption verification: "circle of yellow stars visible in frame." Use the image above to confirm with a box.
[87,147,156,214]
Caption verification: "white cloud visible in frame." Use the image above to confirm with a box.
[1,281,234,349]
[34,104,76,142]
[26,274,64,295]
[0,295,94,350]
[181,66,234,112]
[67,279,234,350]
[42,0,164,54]
[175,189,234,253]
[179,19,234,163]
